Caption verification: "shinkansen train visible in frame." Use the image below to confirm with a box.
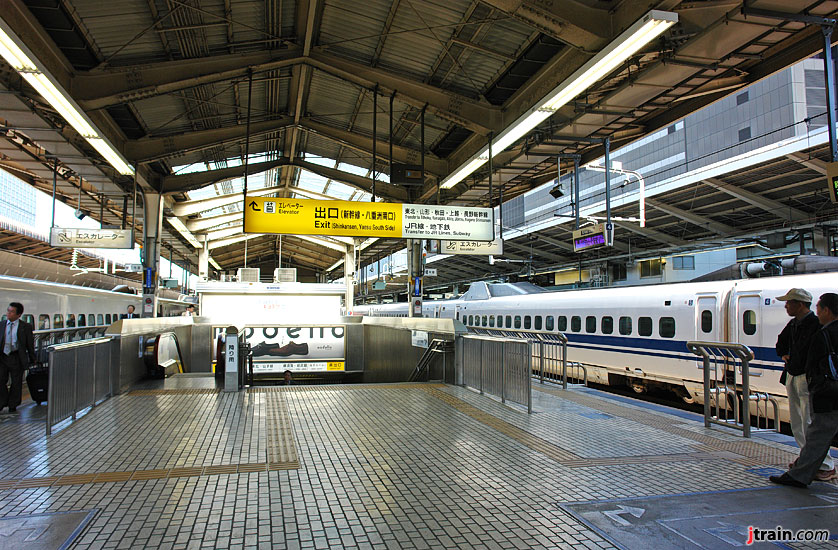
[0,275,193,333]
[353,268,838,425]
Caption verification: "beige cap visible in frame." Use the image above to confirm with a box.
[777,288,813,302]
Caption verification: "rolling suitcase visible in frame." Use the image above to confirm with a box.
[26,364,49,405]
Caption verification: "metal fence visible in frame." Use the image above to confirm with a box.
[686,340,780,438]
[459,335,531,412]
[528,335,588,389]
[47,337,118,435]
[34,327,108,360]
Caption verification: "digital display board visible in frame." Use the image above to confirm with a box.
[573,233,606,252]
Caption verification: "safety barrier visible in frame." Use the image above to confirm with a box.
[528,335,588,389]
[686,340,780,437]
[459,334,531,412]
[47,337,118,435]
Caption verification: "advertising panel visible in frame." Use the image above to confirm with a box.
[213,325,345,373]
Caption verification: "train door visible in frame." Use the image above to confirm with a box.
[734,292,763,377]
[695,295,719,341]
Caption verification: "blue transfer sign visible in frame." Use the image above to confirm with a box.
[144,267,153,287]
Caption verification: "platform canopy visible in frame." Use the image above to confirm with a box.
[0,0,835,281]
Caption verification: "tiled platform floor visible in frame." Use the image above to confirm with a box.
[0,375,837,549]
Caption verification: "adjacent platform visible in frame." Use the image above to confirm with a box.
[0,376,836,549]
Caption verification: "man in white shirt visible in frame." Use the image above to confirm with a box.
[0,302,36,413]
[182,305,196,317]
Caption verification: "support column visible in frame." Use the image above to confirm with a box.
[344,242,356,314]
[198,236,209,281]
[408,239,423,317]
[142,192,164,318]
[824,26,838,163]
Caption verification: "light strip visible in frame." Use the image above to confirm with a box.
[167,217,201,248]
[0,19,134,175]
[208,257,222,270]
[440,10,677,189]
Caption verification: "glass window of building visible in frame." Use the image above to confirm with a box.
[673,256,695,270]
[640,259,663,278]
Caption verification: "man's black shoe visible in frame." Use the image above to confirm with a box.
[769,473,806,488]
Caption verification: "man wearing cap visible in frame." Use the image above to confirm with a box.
[775,288,835,480]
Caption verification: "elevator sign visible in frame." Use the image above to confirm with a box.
[243,197,494,241]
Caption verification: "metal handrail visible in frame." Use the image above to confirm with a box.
[459,334,532,413]
[686,340,766,438]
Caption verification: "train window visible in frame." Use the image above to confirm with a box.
[113,312,119,322]
[22,314,33,326]
[701,310,713,333]
[619,317,632,335]
[659,317,676,338]
[558,316,567,331]
[489,316,495,328]
[546,316,554,331]
[38,314,50,330]
[534,316,542,330]
[743,310,757,335]
[524,316,531,329]
[88,314,95,326]
[77,314,86,327]
[585,316,596,333]
[505,315,512,328]
[481,315,487,327]
[571,316,581,332]
[97,314,104,325]
[467,315,472,325]
[638,317,653,336]
[53,314,64,329]
[105,314,112,324]
[67,314,76,328]
[601,316,614,334]
[514,316,521,329]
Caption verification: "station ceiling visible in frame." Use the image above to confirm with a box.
[0,0,837,285]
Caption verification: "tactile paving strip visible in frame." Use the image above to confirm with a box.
[0,462,295,490]
[128,389,222,395]
[265,390,299,466]
[418,385,720,468]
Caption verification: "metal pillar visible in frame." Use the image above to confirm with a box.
[573,157,580,230]
[344,242,355,314]
[825,27,838,162]
[198,237,209,280]
[142,192,164,317]
[604,137,611,227]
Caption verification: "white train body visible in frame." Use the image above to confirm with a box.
[0,275,189,332]
[354,272,838,423]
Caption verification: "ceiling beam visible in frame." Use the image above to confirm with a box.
[124,117,293,163]
[73,49,303,110]
[787,152,828,175]
[306,51,498,134]
[477,0,607,49]
[300,119,447,176]
[703,177,809,223]
[161,159,287,194]
[645,197,736,237]
[293,159,408,201]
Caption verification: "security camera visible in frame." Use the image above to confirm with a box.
[548,183,565,199]
[74,209,86,220]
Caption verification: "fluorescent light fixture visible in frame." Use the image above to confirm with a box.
[296,235,349,253]
[208,257,222,270]
[440,9,677,189]
[0,19,134,176]
[208,233,263,250]
[167,216,202,248]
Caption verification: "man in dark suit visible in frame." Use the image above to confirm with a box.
[771,292,838,487]
[122,305,137,319]
[0,302,36,413]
